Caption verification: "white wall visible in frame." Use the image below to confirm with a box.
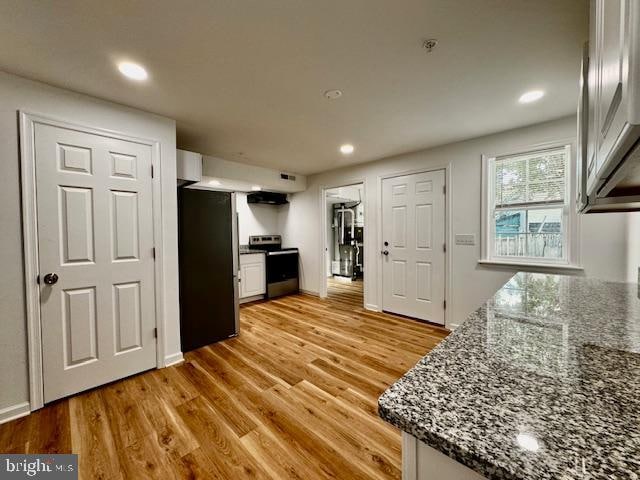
[627,212,640,282]
[236,192,281,244]
[279,116,633,328]
[0,71,180,415]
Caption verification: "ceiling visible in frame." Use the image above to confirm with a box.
[0,0,587,175]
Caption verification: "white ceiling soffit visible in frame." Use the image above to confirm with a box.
[202,155,306,193]
[0,0,587,175]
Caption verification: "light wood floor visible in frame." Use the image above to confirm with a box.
[0,291,448,479]
[327,276,364,307]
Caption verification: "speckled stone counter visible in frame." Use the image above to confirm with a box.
[379,273,640,480]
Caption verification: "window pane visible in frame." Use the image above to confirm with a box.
[494,208,563,259]
[527,150,565,203]
[494,147,566,206]
[495,158,526,205]
[528,180,564,203]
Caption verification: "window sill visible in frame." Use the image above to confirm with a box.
[478,259,584,272]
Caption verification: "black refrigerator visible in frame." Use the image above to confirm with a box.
[178,188,239,352]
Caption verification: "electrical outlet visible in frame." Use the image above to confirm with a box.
[455,234,476,246]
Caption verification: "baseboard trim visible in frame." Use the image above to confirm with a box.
[300,288,319,297]
[240,294,265,304]
[365,303,380,312]
[164,352,184,367]
[0,402,30,425]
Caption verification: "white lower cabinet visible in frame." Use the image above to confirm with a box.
[239,253,266,299]
[402,433,486,480]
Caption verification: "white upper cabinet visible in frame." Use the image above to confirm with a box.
[579,0,640,212]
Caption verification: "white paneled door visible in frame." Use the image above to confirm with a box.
[381,170,445,324]
[34,123,157,403]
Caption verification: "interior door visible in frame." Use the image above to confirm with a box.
[35,122,157,403]
[381,170,445,324]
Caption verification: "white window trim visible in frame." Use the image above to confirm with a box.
[480,139,583,271]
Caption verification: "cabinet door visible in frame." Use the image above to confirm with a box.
[239,264,247,298]
[577,42,590,211]
[241,262,266,297]
[586,0,600,194]
[239,254,266,298]
[595,0,626,173]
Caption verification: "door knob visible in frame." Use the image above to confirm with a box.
[381,250,389,256]
[43,273,59,285]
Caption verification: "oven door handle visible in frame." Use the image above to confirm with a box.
[267,250,298,256]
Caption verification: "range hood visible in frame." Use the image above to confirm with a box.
[247,191,288,205]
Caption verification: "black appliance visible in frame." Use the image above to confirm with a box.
[178,188,239,352]
[246,191,289,205]
[248,235,299,298]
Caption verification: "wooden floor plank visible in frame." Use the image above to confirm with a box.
[0,282,448,479]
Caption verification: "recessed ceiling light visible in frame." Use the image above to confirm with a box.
[251,185,262,191]
[118,61,148,81]
[340,144,355,155]
[208,179,221,186]
[518,90,544,104]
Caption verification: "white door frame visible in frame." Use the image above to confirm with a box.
[377,164,452,328]
[318,179,367,301]
[19,111,167,411]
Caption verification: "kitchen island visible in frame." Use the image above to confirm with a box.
[379,272,640,480]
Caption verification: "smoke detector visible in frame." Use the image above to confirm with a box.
[422,39,438,53]
[324,89,343,100]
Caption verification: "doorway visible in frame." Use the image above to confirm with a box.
[381,169,446,324]
[322,183,365,307]
[20,113,162,409]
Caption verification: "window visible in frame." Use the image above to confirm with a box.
[482,145,573,265]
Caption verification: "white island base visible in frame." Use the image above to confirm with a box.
[402,432,487,480]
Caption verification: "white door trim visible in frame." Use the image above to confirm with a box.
[318,179,367,302]
[377,164,452,328]
[19,111,166,411]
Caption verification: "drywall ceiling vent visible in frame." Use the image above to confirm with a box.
[280,173,296,181]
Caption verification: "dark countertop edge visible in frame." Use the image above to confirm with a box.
[378,401,517,480]
[239,249,267,255]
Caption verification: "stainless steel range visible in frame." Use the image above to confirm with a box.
[248,235,299,298]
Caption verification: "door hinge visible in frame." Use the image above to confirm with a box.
[443,184,446,194]
[36,274,40,285]
[443,300,447,310]
[443,243,446,253]
[153,328,158,339]
[151,165,154,178]
[152,247,156,259]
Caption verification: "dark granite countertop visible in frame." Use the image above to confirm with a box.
[378,272,640,480]
[239,246,266,255]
